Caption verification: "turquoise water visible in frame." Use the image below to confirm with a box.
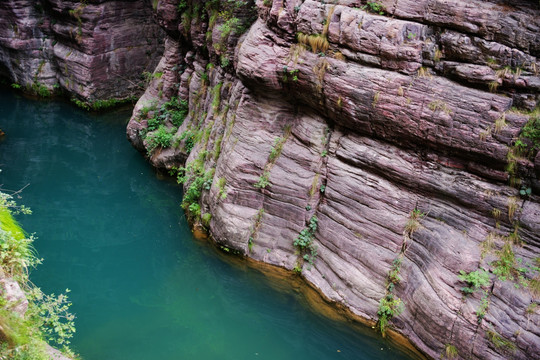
[0,88,414,360]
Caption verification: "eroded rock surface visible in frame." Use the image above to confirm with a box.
[127,1,540,359]
[0,0,163,102]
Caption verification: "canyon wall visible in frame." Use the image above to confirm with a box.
[1,0,539,359]
[0,0,163,102]
[126,1,540,359]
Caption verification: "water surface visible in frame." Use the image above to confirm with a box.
[0,88,413,360]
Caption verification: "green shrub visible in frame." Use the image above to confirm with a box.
[293,216,318,266]
[362,1,385,15]
[201,213,212,227]
[492,242,515,281]
[146,125,177,154]
[180,130,197,154]
[377,293,403,336]
[254,171,270,189]
[458,269,490,294]
[388,258,402,285]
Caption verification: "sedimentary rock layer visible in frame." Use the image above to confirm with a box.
[0,0,163,101]
[127,1,540,359]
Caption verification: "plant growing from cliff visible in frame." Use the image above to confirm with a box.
[485,329,516,353]
[388,258,402,285]
[362,1,385,15]
[443,344,458,359]
[492,241,515,281]
[269,136,287,162]
[458,269,490,294]
[180,130,197,153]
[428,100,452,115]
[494,114,506,134]
[476,291,490,322]
[293,216,319,268]
[201,213,212,228]
[217,177,227,200]
[297,32,329,54]
[513,108,540,160]
[417,66,431,78]
[146,125,177,154]
[377,293,403,336]
[404,208,424,236]
[212,83,223,112]
[248,208,265,253]
[254,171,270,189]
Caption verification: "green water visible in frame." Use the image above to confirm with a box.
[0,88,414,360]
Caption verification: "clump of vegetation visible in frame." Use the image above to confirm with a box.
[513,107,540,159]
[486,329,516,353]
[377,293,404,336]
[254,125,291,190]
[388,258,402,285]
[145,125,177,154]
[248,208,265,252]
[254,171,270,189]
[0,191,76,359]
[179,129,197,154]
[269,136,287,162]
[293,216,319,267]
[476,291,490,322]
[362,1,385,15]
[140,97,189,155]
[73,97,138,112]
[492,241,515,281]
[201,213,212,228]
[217,177,227,200]
[428,100,452,115]
[458,269,490,294]
[171,154,214,223]
[297,32,329,54]
[404,208,424,236]
[443,344,458,359]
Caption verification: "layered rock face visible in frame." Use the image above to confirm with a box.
[127,1,540,359]
[0,0,163,101]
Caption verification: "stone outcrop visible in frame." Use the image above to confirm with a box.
[127,1,540,359]
[0,0,163,102]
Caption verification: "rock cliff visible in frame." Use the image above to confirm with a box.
[126,1,540,359]
[0,0,163,103]
[1,0,539,359]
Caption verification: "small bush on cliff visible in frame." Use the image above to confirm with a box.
[514,109,540,159]
[145,125,177,154]
[458,269,490,294]
[254,171,270,189]
[377,293,403,336]
[362,1,385,15]
[293,216,318,267]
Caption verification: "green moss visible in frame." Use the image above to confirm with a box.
[0,207,25,240]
